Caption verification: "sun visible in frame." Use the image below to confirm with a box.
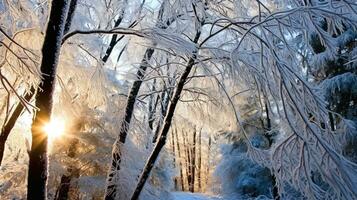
[43,117,66,140]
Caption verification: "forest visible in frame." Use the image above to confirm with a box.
[0,0,356,199]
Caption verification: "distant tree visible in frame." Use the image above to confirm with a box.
[130,18,202,199]
[197,127,202,192]
[174,126,185,191]
[189,127,197,193]
[104,2,176,199]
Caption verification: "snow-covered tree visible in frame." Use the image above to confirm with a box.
[0,0,357,200]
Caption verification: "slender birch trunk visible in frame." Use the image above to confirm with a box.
[184,130,192,192]
[174,127,185,191]
[171,129,178,190]
[197,128,202,192]
[148,80,158,130]
[205,136,211,189]
[189,127,197,192]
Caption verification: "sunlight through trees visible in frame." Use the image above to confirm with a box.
[0,0,356,200]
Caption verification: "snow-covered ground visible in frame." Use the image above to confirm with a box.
[172,192,223,200]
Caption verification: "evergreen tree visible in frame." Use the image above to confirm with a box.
[309,20,357,162]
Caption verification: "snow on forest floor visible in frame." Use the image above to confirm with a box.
[172,192,223,200]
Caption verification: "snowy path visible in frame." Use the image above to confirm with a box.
[172,192,223,200]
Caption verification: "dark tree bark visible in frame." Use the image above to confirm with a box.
[54,138,80,200]
[101,6,126,63]
[55,121,82,200]
[130,29,201,200]
[114,43,128,71]
[104,43,155,200]
[63,0,78,34]
[152,64,174,143]
[55,175,71,200]
[148,80,158,130]
[53,2,80,199]
[104,47,154,199]
[150,94,160,129]
[328,109,335,131]
[152,87,172,143]
[263,99,280,200]
[265,102,271,130]
[101,0,142,64]
[27,1,70,200]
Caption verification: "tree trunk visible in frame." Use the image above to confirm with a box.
[54,144,80,200]
[174,127,185,191]
[0,0,77,167]
[152,87,172,143]
[190,127,197,193]
[184,130,191,192]
[63,0,78,34]
[104,48,154,200]
[101,2,126,63]
[54,138,80,200]
[130,29,201,200]
[27,1,70,200]
[114,43,128,71]
[0,89,34,166]
[147,80,158,130]
[152,47,174,143]
[55,174,72,200]
[205,136,211,189]
[182,130,190,191]
[53,2,80,198]
[171,129,178,190]
[105,3,177,198]
[197,128,202,192]
[264,99,279,200]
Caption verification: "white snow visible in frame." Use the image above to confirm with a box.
[172,192,223,200]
